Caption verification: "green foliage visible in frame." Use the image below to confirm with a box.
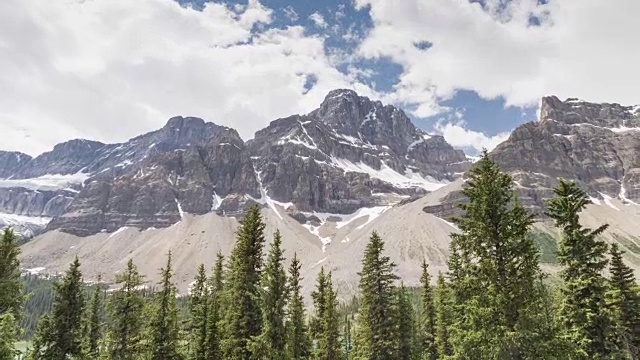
[607,243,640,358]
[32,257,86,359]
[418,260,437,360]
[248,230,288,359]
[447,151,542,359]
[529,230,559,264]
[312,268,343,360]
[354,231,398,360]
[189,264,209,360]
[395,284,417,360]
[204,252,224,359]
[0,313,18,360]
[434,273,453,358]
[545,178,619,358]
[221,204,266,359]
[84,277,104,359]
[105,259,146,360]
[147,251,183,360]
[285,253,311,359]
[19,275,54,339]
[611,233,640,255]
[0,228,23,320]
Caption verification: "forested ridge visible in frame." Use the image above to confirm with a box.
[1,152,640,359]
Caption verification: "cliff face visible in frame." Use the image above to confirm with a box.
[1,90,470,237]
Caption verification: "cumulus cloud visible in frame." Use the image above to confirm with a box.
[0,0,376,155]
[355,0,640,114]
[435,121,511,153]
[309,12,328,29]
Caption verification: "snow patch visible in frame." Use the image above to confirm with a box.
[211,192,223,211]
[0,213,52,226]
[599,193,620,211]
[0,172,89,192]
[25,267,46,275]
[619,184,639,206]
[407,134,432,151]
[333,206,391,230]
[330,157,447,191]
[312,257,328,268]
[302,224,332,253]
[108,226,131,239]
[251,165,294,220]
[588,196,602,205]
[175,198,185,220]
[437,217,460,231]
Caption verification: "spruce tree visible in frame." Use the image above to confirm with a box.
[85,277,104,359]
[315,271,342,360]
[354,231,398,360]
[0,228,22,319]
[311,267,328,341]
[40,257,86,359]
[434,273,452,359]
[148,251,182,360]
[221,204,266,359]
[418,260,437,360]
[447,150,541,358]
[285,253,312,359]
[0,313,18,360]
[545,179,618,358]
[396,283,417,360]
[189,264,209,360]
[205,253,224,360]
[248,230,288,359]
[105,259,146,360]
[607,243,640,357]
[27,314,50,360]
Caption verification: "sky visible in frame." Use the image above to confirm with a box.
[1,0,639,157]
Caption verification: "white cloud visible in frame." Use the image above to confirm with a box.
[309,12,328,29]
[0,0,376,156]
[356,0,640,114]
[283,6,299,21]
[435,121,511,153]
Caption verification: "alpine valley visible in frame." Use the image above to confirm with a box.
[5,90,640,300]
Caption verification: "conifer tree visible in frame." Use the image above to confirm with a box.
[105,259,146,360]
[221,205,266,359]
[311,267,328,341]
[447,150,541,358]
[0,313,18,360]
[285,253,311,359]
[354,231,398,360]
[205,253,224,359]
[315,271,342,360]
[396,283,417,360]
[434,273,452,359]
[189,264,209,360]
[607,243,640,357]
[418,260,437,360]
[148,251,182,360]
[85,276,104,359]
[545,179,618,358]
[39,257,86,359]
[248,230,288,359]
[0,228,22,319]
[27,314,50,360]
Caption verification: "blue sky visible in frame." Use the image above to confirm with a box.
[1,0,638,155]
[176,0,538,153]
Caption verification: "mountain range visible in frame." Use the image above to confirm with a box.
[4,90,640,301]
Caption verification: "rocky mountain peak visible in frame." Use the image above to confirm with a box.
[539,95,640,128]
[0,151,32,178]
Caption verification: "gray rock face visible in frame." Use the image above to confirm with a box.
[248,89,469,213]
[2,90,471,237]
[0,151,31,178]
[423,95,640,217]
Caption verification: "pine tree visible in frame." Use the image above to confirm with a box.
[545,179,618,358]
[418,260,437,360]
[148,251,182,360]
[434,273,452,359]
[85,276,104,359]
[189,264,209,360]
[205,253,224,360]
[105,259,146,360]
[354,231,398,360]
[447,151,541,358]
[607,243,640,357]
[311,267,328,341]
[248,230,288,359]
[27,314,50,360]
[285,253,311,359]
[396,283,417,360]
[0,313,18,360]
[315,271,342,360]
[0,228,23,319]
[221,204,266,359]
[39,257,86,359]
